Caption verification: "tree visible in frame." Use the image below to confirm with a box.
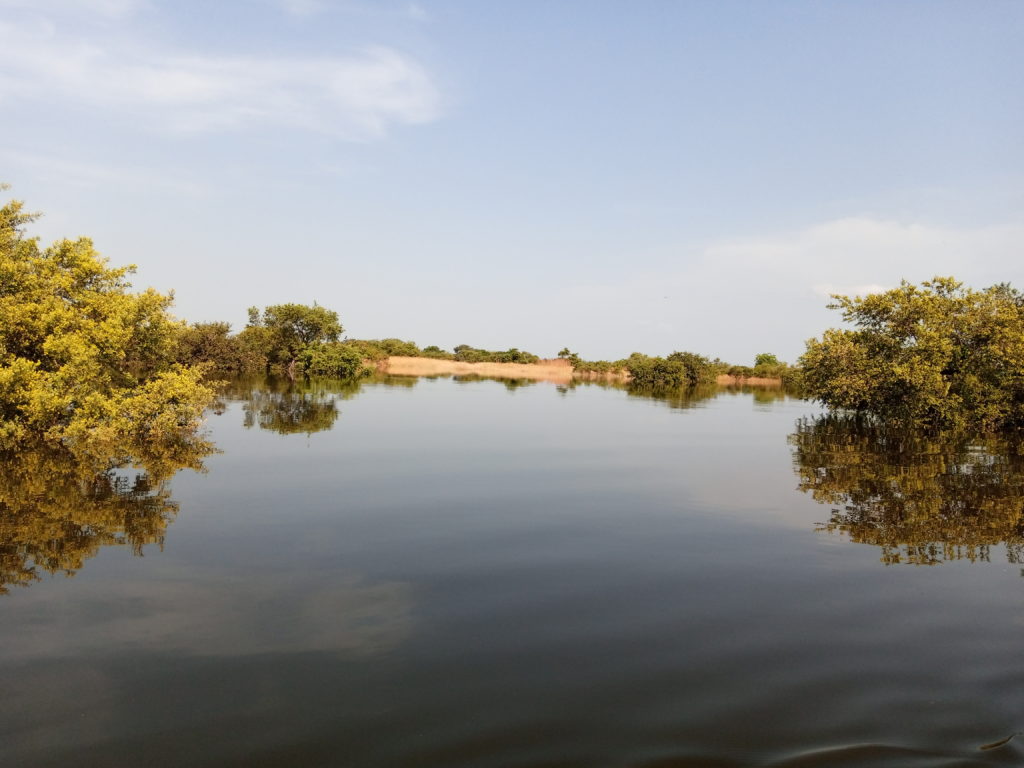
[175,322,237,368]
[0,191,214,448]
[557,347,581,367]
[755,353,779,367]
[800,277,1024,430]
[249,303,343,378]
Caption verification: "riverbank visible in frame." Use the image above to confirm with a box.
[380,356,782,387]
[382,356,578,383]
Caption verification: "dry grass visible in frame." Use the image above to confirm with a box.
[381,357,783,388]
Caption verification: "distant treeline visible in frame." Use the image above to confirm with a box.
[174,309,544,378]
[175,311,800,388]
[557,348,801,388]
[341,339,541,365]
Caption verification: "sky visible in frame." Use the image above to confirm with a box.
[1,0,1021,363]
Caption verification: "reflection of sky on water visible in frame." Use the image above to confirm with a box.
[4,377,1024,768]
[2,573,413,662]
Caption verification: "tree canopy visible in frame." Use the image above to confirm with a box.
[0,192,214,449]
[800,277,1024,431]
[249,303,343,377]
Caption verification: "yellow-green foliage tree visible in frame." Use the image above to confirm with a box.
[801,277,1024,430]
[0,191,215,448]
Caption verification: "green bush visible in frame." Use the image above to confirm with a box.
[626,351,715,388]
[452,345,540,364]
[299,342,368,379]
[421,345,455,360]
[339,339,389,362]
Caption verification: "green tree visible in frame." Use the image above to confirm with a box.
[250,303,343,378]
[800,277,1024,430]
[0,191,214,448]
[557,347,581,367]
[755,352,779,367]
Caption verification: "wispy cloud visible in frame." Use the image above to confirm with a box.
[0,0,147,20]
[0,149,209,196]
[277,0,328,17]
[0,8,441,138]
[274,0,429,21]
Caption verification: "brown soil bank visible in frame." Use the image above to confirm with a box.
[382,357,782,387]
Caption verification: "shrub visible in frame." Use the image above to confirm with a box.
[626,351,715,388]
[299,342,369,379]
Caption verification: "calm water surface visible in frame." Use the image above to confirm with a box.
[2,376,1023,767]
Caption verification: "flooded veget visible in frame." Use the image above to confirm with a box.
[2,375,1023,767]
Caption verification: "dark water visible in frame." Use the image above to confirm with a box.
[3,376,1024,768]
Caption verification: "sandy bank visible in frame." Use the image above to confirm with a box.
[381,357,783,388]
[383,356,575,383]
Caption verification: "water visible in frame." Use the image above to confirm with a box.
[2,376,1023,767]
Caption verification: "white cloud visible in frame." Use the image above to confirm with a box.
[558,216,1024,362]
[0,12,441,138]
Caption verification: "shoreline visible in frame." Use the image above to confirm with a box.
[379,356,783,388]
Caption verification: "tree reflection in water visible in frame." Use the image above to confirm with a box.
[791,415,1024,565]
[0,435,213,593]
[625,383,720,410]
[227,376,365,436]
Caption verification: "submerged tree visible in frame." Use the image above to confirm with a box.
[0,190,215,448]
[800,278,1024,430]
[626,351,715,388]
[790,415,1024,565]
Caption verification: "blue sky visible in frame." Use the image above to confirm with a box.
[2,0,1021,363]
